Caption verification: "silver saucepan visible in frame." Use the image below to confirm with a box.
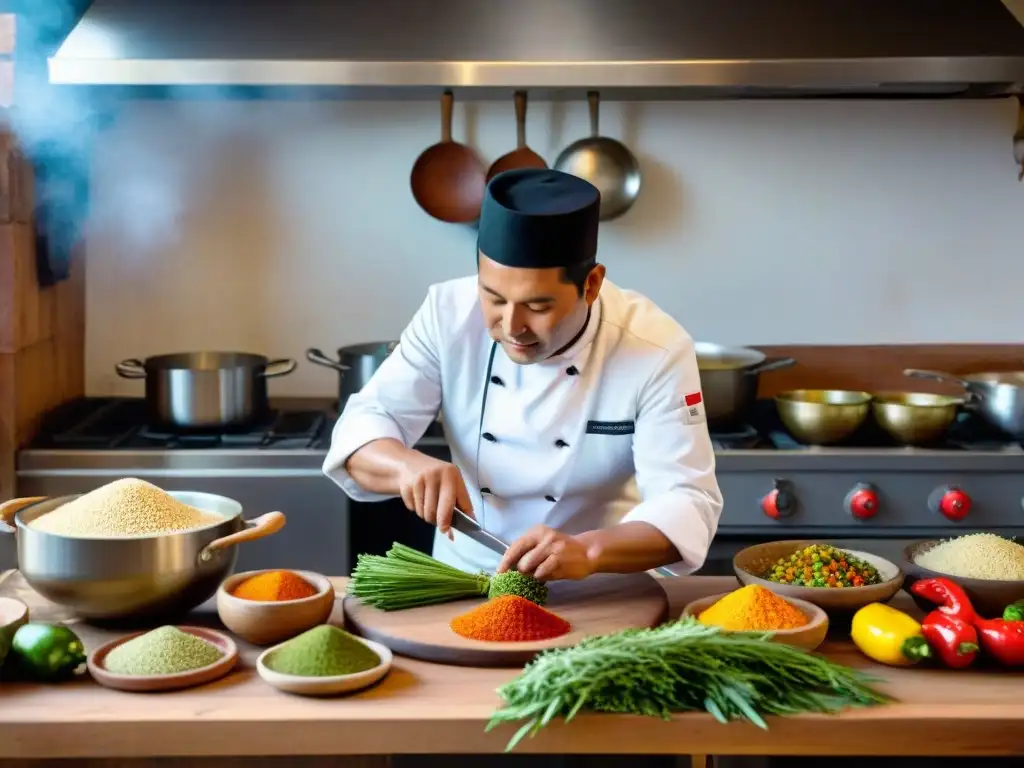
[904,369,1024,439]
[695,342,796,425]
[307,342,398,408]
[115,351,297,429]
[0,492,285,623]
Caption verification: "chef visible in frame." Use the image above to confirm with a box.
[324,168,723,581]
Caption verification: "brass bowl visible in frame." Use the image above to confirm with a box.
[774,389,872,445]
[871,392,964,446]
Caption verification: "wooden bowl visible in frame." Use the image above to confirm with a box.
[733,540,904,615]
[256,636,392,697]
[902,539,1024,618]
[682,591,829,651]
[88,626,238,692]
[216,570,335,646]
[0,597,29,666]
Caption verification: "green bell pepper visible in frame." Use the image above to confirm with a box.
[10,623,86,681]
[1003,600,1024,623]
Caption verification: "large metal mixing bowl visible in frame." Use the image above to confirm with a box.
[775,389,873,446]
[0,491,285,623]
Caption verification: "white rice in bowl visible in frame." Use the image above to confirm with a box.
[913,533,1024,581]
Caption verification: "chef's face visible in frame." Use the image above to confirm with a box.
[477,252,604,364]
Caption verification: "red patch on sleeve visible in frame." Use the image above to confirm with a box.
[684,392,702,407]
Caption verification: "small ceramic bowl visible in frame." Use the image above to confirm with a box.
[734,540,904,616]
[256,635,392,697]
[683,592,829,651]
[217,570,335,646]
[902,539,1024,618]
[0,597,29,665]
[88,625,238,692]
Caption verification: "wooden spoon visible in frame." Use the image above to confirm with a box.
[486,91,548,183]
[410,90,487,224]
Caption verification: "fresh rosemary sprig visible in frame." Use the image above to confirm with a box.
[486,617,890,751]
[347,543,490,611]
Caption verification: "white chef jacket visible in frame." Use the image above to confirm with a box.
[323,275,723,576]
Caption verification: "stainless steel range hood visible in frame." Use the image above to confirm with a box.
[48,0,1024,98]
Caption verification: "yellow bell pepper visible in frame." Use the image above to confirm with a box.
[850,602,932,667]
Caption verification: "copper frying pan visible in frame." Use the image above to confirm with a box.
[486,91,547,183]
[410,90,487,224]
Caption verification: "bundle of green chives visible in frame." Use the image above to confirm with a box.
[347,542,491,611]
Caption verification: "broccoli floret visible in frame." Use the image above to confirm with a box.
[487,570,549,605]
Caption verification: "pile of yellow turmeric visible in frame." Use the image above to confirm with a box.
[697,585,808,631]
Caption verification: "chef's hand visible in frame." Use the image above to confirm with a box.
[498,525,596,581]
[396,451,474,537]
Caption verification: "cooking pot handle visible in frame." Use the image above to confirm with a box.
[115,359,147,379]
[306,348,350,373]
[197,511,286,563]
[0,496,46,534]
[745,357,796,376]
[903,368,980,403]
[262,359,297,378]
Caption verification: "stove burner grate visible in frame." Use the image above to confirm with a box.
[40,398,328,450]
[708,423,763,450]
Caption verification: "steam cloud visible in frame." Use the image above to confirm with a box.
[4,1,312,254]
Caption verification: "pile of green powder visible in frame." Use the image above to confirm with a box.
[104,626,223,676]
[265,625,380,677]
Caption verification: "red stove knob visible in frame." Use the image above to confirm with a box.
[845,483,879,520]
[761,479,796,520]
[929,485,972,521]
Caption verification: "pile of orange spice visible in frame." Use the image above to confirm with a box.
[697,584,807,632]
[450,595,571,642]
[231,570,318,602]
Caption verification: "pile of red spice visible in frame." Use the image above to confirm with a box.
[450,595,571,642]
[231,570,318,602]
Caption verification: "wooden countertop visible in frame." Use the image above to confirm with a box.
[1,572,1023,760]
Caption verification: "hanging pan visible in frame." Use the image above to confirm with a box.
[553,91,642,221]
[410,90,487,224]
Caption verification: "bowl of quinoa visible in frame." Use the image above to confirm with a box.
[903,534,1024,618]
[1,478,285,621]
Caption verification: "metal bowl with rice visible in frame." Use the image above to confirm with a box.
[0,480,285,623]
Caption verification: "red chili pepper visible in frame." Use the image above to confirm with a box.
[909,578,977,622]
[911,576,1024,667]
[911,578,981,668]
[973,619,1024,667]
[919,610,979,668]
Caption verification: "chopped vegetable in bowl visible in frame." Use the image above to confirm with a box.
[763,544,882,588]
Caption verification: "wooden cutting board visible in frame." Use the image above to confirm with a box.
[343,572,669,667]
